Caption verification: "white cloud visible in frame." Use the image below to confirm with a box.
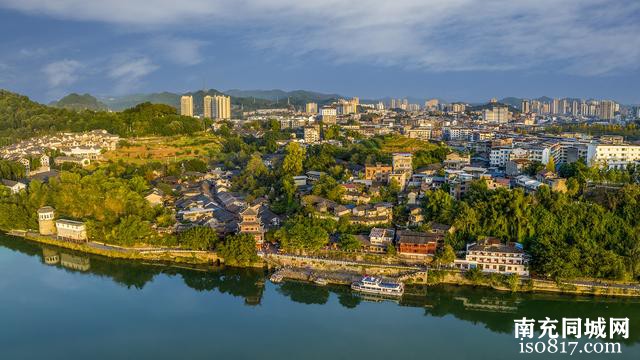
[108,56,159,93]
[42,59,83,87]
[150,36,207,66]
[2,0,640,75]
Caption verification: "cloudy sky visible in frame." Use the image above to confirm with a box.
[0,0,639,103]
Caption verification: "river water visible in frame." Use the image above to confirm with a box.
[1,234,639,359]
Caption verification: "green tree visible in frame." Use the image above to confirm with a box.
[281,142,305,176]
[436,244,456,265]
[385,243,397,255]
[217,234,259,266]
[179,227,219,250]
[274,217,329,253]
[546,156,556,173]
[338,234,361,251]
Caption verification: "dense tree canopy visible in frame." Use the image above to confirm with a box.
[0,160,26,180]
[0,169,172,246]
[422,183,640,281]
[217,233,260,266]
[274,216,330,253]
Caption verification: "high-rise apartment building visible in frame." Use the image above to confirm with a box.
[521,100,530,113]
[203,95,213,119]
[425,99,439,110]
[531,100,541,113]
[482,106,510,123]
[599,100,616,121]
[305,102,318,114]
[337,98,359,115]
[542,103,550,114]
[213,95,231,119]
[320,106,337,124]
[571,100,579,116]
[449,103,466,113]
[180,95,194,117]
[551,98,560,115]
[560,99,569,115]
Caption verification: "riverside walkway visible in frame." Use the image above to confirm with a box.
[263,252,427,271]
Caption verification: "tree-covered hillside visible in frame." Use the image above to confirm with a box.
[0,90,206,145]
[50,93,108,111]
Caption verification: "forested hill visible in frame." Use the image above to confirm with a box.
[0,90,207,146]
[50,93,108,111]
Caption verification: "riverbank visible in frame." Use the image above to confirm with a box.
[6,230,640,298]
[265,254,640,297]
[6,230,221,267]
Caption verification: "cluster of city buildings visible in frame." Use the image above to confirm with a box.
[520,98,619,120]
[180,94,231,119]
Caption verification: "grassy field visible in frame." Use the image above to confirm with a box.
[103,133,222,164]
[378,135,441,153]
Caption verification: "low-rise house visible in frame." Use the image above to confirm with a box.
[178,207,215,222]
[364,163,392,183]
[408,206,424,226]
[144,188,165,206]
[340,183,371,204]
[505,159,530,177]
[306,171,325,182]
[396,230,443,257]
[388,170,409,190]
[460,238,528,276]
[368,228,395,252]
[536,171,568,193]
[514,175,544,193]
[54,156,90,167]
[60,146,102,160]
[428,222,455,236]
[293,176,308,187]
[1,179,27,194]
[55,219,88,242]
[350,202,393,226]
[444,153,471,169]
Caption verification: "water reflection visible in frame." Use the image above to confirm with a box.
[2,233,640,345]
[42,247,91,271]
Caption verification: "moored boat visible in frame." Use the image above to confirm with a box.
[351,276,404,296]
[270,273,284,283]
[313,277,328,286]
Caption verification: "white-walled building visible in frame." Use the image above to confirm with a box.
[586,144,640,169]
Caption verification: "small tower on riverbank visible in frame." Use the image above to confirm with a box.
[38,206,56,236]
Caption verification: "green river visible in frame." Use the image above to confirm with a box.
[1,234,639,359]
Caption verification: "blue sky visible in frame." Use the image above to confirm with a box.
[0,0,639,104]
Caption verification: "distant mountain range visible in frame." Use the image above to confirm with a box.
[225,89,341,104]
[100,92,182,111]
[96,89,342,112]
[52,90,626,114]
